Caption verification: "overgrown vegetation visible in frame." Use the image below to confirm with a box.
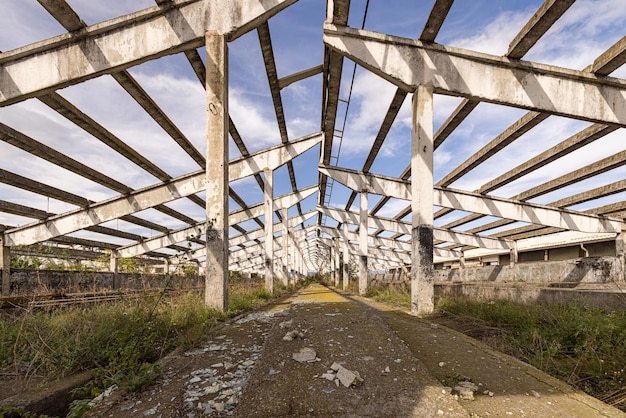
[0,276,301,417]
[364,282,626,411]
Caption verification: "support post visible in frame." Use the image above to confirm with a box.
[618,230,626,283]
[0,239,10,296]
[510,241,518,281]
[282,207,289,286]
[359,189,369,295]
[110,254,118,289]
[264,167,274,293]
[459,252,465,282]
[205,32,229,311]
[334,237,340,287]
[342,223,350,290]
[411,84,435,316]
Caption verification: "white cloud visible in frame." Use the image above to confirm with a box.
[450,10,533,55]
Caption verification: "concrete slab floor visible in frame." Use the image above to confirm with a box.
[82,284,624,417]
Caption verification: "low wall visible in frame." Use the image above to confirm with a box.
[436,283,626,311]
[1,269,202,295]
[434,256,622,285]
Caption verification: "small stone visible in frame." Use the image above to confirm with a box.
[530,390,542,398]
[211,363,223,368]
[430,323,440,329]
[283,330,300,341]
[454,381,479,401]
[337,367,357,387]
[438,362,446,367]
[330,362,342,371]
[384,366,390,373]
[214,402,225,412]
[321,373,335,381]
[120,402,136,411]
[293,347,317,363]
[189,376,201,384]
[269,369,281,375]
[394,359,402,363]
[242,360,255,367]
[322,388,335,394]
[206,385,220,394]
[279,319,293,329]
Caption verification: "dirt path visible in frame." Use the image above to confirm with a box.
[82,284,624,417]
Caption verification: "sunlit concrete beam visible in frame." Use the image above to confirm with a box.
[0,0,296,106]
[320,165,623,234]
[4,135,320,247]
[323,25,626,125]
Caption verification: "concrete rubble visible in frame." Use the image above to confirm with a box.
[319,362,363,388]
[453,380,479,401]
[292,347,319,363]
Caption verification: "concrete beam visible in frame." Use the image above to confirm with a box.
[320,165,623,234]
[323,25,626,126]
[4,134,320,247]
[318,206,511,250]
[229,185,316,225]
[0,0,296,106]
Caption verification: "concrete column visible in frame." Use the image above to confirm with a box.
[205,32,229,311]
[264,167,274,293]
[110,254,118,289]
[334,237,341,287]
[510,241,518,281]
[410,85,435,316]
[359,189,368,295]
[459,252,465,282]
[618,230,626,283]
[1,239,10,296]
[163,258,170,275]
[342,223,350,290]
[282,207,289,286]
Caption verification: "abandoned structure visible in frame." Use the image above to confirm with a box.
[0,0,625,315]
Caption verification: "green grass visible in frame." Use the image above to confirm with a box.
[0,278,299,405]
[435,296,626,411]
[363,283,626,411]
[366,282,411,306]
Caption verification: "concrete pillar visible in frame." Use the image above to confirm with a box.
[459,252,465,282]
[410,85,435,316]
[205,32,229,311]
[282,207,289,286]
[1,239,10,296]
[264,167,274,293]
[163,258,170,275]
[510,241,518,281]
[359,189,368,295]
[334,237,341,287]
[618,230,626,282]
[342,223,350,290]
[110,254,118,289]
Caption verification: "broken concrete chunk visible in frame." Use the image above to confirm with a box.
[330,362,342,371]
[279,319,293,329]
[321,373,335,381]
[454,381,479,401]
[292,347,317,363]
[336,367,359,387]
[283,330,301,341]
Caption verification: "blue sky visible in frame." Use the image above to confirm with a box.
[0,0,625,250]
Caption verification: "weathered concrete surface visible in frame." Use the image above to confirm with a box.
[235,284,465,417]
[73,284,624,417]
[435,257,621,284]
